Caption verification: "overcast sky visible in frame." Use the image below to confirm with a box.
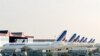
[0,0,100,42]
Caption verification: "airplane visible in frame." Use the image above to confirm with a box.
[3,30,67,51]
[61,34,96,51]
[25,32,96,52]
[3,30,96,52]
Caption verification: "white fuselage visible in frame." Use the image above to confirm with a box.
[3,41,65,50]
[64,42,94,48]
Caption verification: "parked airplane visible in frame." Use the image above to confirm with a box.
[62,34,95,51]
[3,30,67,51]
[3,30,96,52]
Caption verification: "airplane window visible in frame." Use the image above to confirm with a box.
[16,39,27,43]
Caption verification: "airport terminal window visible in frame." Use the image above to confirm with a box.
[15,39,28,43]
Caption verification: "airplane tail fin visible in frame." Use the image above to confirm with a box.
[88,38,93,43]
[68,33,77,42]
[56,30,67,42]
[83,38,87,42]
[90,39,95,43]
[91,39,95,43]
[79,37,85,42]
[73,35,80,42]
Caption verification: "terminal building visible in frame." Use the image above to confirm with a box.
[0,30,34,43]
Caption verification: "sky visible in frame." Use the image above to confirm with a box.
[0,0,100,42]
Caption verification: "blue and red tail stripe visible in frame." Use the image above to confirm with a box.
[56,30,67,41]
[68,33,77,42]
